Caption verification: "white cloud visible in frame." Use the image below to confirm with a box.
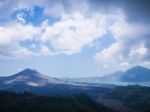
[120,62,130,68]
[39,45,57,56]
[0,11,110,57]
[0,4,150,73]
[0,23,41,58]
[0,23,40,44]
[0,44,33,58]
[95,15,150,71]
[16,13,25,24]
[41,12,108,55]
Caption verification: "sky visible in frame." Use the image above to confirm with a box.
[0,0,150,77]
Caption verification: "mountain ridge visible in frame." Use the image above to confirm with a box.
[0,68,114,96]
[62,66,150,84]
[121,66,150,82]
[0,68,65,87]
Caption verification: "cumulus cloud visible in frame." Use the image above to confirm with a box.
[95,15,150,71]
[0,44,33,58]
[0,0,150,72]
[41,12,108,54]
[0,23,41,58]
[1,0,150,23]
[0,23,40,44]
[0,11,115,57]
[86,0,150,23]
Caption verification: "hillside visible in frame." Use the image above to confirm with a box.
[0,68,112,97]
[0,90,115,112]
[63,66,150,84]
[121,66,150,82]
[103,85,150,112]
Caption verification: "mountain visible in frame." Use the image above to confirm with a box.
[121,66,150,82]
[62,66,150,84]
[0,68,65,87]
[0,68,112,96]
[98,66,150,83]
[100,71,125,81]
[101,66,150,83]
[62,71,124,83]
[0,68,70,94]
[62,71,125,83]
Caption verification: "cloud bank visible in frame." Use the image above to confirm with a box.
[0,0,150,71]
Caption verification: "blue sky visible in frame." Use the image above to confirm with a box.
[0,0,150,77]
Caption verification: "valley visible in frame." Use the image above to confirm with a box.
[0,67,150,112]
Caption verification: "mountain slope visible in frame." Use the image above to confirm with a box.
[0,68,112,97]
[0,90,116,112]
[62,66,150,84]
[100,71,125,81]
[104,85,150,112]
[0,68,65,87]
[62,71,124,84]
[100,66,150,83]
[121,66,150,82]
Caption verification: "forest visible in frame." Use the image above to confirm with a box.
[0,90,115,112]
[105,85,150,112]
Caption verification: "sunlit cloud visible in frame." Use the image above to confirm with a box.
[0,0,150,75]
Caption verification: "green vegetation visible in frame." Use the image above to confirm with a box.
[0,90,115,112]
[106,85,150,112]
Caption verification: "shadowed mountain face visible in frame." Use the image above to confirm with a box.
[100,66,150,83]
[121,66,150,82]
[62,66,150,85]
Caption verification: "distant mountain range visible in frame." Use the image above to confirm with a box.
[62,66,150,84]
[100,66,150,82]
[103,66,150,82]
[121,66,150,82]
[0,66,149,95]
[0,68,113,96]
[0,67,149,112]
